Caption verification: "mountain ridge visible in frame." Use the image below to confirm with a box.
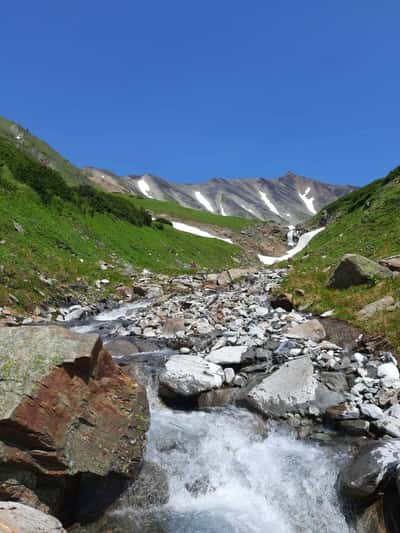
[83,167,356,224]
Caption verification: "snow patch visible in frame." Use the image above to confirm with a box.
[195,191,214,212]
[258,227,325,265]
[259,191,280,216]
[220,203,227,216]
[172,221,233,244]
[298,187,316,215]
[240,204,257,217]
[138,177,153,198]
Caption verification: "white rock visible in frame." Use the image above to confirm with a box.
[377,363,400,380]
[352,352,366,365]
[224,367,235,385]
[159,355,224,397]
[206,345,248,365]
[360,403,384,420]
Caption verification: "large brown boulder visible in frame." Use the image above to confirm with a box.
[328,254,392,289]
[0,326,149,525]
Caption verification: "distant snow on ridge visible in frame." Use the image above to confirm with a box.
[259,191,280,216]
[195,191,214,212]
[138,177,152,198]
[298,187,316,215]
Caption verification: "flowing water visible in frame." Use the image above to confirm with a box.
[74,304,355,533]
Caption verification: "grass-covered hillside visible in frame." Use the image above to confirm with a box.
[0,139,241,311]
[0,116,87,185]
[283,166,400,350]
[121,195,259,232]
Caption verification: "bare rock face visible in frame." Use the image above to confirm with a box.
[0,326,149,525]
[0,501,65,532]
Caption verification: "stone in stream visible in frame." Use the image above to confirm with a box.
[0,502,65,532]
[286,319,326,343]
[328,253,392,289]
[0,326,149,525]
[244,356,318,417]
[338,439,400,501]
[159,354,224,399]
[205,345,248,365]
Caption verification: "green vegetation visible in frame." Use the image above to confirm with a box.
[0,140,241,311]
[121,195,259,232]
[0,116,87,185]
[283,166,400,350]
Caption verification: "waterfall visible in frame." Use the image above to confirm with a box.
[287,225,296,247]
[143,397,353,533]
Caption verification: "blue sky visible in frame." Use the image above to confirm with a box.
[1,0,399,186]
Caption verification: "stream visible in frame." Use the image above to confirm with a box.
[72,302,356,533]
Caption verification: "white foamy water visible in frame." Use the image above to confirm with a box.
[144,402,353,533]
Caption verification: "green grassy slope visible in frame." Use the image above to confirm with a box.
[0,116,87,185]
[121,195,259,232]
[0,141,241,311]
[283,166,400,349]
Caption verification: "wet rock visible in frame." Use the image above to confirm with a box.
[373,416,400,438]
[328,254,392,289]
[338,439,400,501]
[325,403,360,420]
[0,326,148,524]
[286,319,326,343]
[338,419,370,436]
[0,502,65,532]
[198,388,238,408]
[159,355,224,399]
[245,356,318,417]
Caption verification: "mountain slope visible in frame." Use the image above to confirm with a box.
[283,166,400,349]
[0,139,242,311]
[84,168,355,224]
[0,117,87,185]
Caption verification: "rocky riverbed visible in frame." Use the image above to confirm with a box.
[1,267,400,531]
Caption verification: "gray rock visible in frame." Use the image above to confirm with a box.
[373,416,400,438]
[245,356,318,417]
[328,254,392,289]
[358,296,395,319]
[286,319,326,342]
[338,439,400,501]
[205,345,248,365]
[360,403,384,420]
[0,502,65,532]
[159,355,224,398]
[325,403,360,420]
[320,371,348,392]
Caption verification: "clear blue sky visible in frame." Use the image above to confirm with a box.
[2,1,400,186]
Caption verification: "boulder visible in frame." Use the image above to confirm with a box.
[159,355,224,399]
[0,502,65,532]
[198,388,238,408]
[244,356,318,417]
[358,296,395,319]
[286,319,326,342]
[205,345,248,365]
[0,326,149,524]
[380,256,400,272]
[328,254,392,289]
[338,439,400,501]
